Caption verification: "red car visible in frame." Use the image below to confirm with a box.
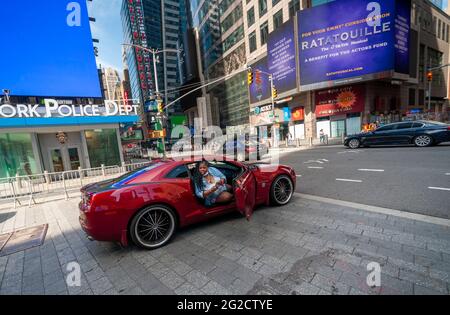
[79,157,296,249]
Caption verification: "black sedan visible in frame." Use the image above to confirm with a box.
[344,120,450,149]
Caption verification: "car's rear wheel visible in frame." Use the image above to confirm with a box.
[414,135,433,147]
[130,205,176,249]
[348,138,360,149]
[270,175,294,206]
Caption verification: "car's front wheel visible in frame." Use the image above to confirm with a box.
[347,138,361,149]
[413,135,433,147]
[270,175,294,206]
[130,205,177,249]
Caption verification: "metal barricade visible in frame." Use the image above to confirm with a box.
[0,161,153,208]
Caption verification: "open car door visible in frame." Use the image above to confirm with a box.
[233,168,256,220]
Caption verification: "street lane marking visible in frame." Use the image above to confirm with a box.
[336,178,363,183]
[445,173,450,176]
[308,166,324,169]
[296,193,450,227]
[428,187,450,191]
[296,175,302,177]
[358,169,385,172]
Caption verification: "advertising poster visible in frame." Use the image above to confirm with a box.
[267,19,298,95]
[291,107,305,121]
[315,85,365,118]
[0,1,101,97]
[249,57,271,104]
[298,0,410,91]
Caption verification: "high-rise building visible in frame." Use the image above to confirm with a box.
[181,0,250,132]
[121,0,184,115]
[243,0,449,144]
[101,67,124,102]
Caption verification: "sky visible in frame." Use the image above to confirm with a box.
[88,0,124,72]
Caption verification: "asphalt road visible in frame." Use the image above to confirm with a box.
[280,143,450,219]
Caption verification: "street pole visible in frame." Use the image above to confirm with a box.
[122,43,180,159]
[426,63,450,119]
[269,74,276,148]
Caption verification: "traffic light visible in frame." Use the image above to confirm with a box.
[272,86,278,99]
[157,100,164,113]
[427,71,433,82]
[247,71,254,85]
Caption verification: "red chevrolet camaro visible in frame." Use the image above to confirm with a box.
[79,157,296,249]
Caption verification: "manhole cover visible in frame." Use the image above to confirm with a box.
[0,224,48,257]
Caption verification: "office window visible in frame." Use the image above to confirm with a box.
[260,21,269,45]
[272,0,281,6]
[247,7,255,27]
[438,19,441,39]
[273,9,283,30]
[447,25,449,42]
[259,0,267,17]
[249,31,257,53]
[289,0,300,18]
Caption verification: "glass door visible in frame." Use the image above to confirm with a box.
[50,149,65,172]
[67,147,81,170]
[331,120,346,138]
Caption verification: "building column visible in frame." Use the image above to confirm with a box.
[30,133,44,173]
[116,127,125,164]
[304,91,315,139]
[80,130,91,169]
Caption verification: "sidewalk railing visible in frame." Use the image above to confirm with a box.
[0,161,153,209]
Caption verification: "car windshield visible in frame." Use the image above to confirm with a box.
[111,162,164,187]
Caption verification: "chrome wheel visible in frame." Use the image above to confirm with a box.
[348,139,360,149]
[271,175,294,206]
[414,135,432,147]
[131,206,176,249]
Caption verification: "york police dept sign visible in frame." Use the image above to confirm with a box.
[0,99,139,118]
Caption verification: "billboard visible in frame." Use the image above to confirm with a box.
[298,0,410,91]
[0,1,102,98]
[267,19,298,95]
[315,85,365,118]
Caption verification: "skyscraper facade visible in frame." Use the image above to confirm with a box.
[186,0,250,131]
[121,0,183,116]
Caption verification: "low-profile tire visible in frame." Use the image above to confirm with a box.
[270,175,294,206]
[130,205,177,250]
[347,138,361,149]
[413,135,433,147]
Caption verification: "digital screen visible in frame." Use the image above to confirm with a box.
[0,1,102,98]
[267,19,298,96]
[298,0,410,91]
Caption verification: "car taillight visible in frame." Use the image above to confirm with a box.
[82,192,94,209]
[447,126,450,131]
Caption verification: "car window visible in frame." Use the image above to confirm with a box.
[111,163,164,187]
[165,165,189,179]
[395,122,414,130]
[376,124,396,131]
[412,122,424,128]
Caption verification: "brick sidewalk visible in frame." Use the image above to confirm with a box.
[0,195,449,295]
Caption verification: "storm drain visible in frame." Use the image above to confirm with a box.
[0,224,48,257]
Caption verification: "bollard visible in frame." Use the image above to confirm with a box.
[62,174,69,200]
[101,164,106,177]
[78,166,83,186]
[122,161,126,174]
[44,170,50,192]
